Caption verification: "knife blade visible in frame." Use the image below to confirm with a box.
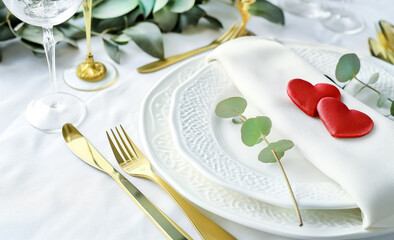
[62,123,191,240]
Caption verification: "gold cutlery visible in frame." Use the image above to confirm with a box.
[237,0,256,36]
[62,123,191,240]
[107,125,237,240]
[137,23,243,73]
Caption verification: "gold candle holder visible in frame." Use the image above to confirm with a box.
[76,0,107,82]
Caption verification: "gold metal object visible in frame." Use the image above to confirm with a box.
[65,62,118,92]
[237,0,256,36]
[137,23,243,73]
[62,124,191,240]
[368,20,394,64]
[76,0,107,81]
[107,125,237,240]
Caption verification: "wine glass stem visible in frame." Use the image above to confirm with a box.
[83,0,93,56]
[42,26,58,98]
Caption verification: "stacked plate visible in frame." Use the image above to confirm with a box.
[140,39,394,239]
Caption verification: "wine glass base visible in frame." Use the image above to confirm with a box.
[64,59,118,91]
[280,0,330,18]
[25,92,86,133]
[321,8,365,35]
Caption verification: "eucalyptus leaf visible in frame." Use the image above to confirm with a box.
[377,94,388,107]
[92,7,144,33]
[0,4,8,22]
[92,0,139,19]
[215,97,247,118]
[57,23,85,40]
[0,24,14,41]
[112,33,131,45]
[102,38,121,63]
[0,0,227,64]
[335,53,360,82]
[16,25,63,44]
[126,7,145,25]
[241,116,272,147]
[203,15,223,29]
[368,72,379,84]
[61,36,78,48]
[232,116,244,124]
[391,101,394,116]
[153,0,169,13]
[123,21,164,58]
[7,14,22,27]
[174,5,205,32]
[258,140,294,163]
[153,6,178,32]
[92,16,125,33]
[139,0,155,18]
[249,0,284,25]
[167,0,195,13]
[21,39,44,55]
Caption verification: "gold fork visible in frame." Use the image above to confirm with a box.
[107,125,236,240]
[137,23,243,73]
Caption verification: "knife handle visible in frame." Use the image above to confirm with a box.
[151,173,236,240]
[111,172,192,240]
[137,44,217,73]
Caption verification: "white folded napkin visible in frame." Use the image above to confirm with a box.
[207,37,394,229]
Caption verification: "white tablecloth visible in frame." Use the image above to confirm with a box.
[0,1,393,239]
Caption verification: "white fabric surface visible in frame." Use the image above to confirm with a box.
[207,37,394,229]
[0,0,393,239]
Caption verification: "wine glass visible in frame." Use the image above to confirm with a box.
[320,0,365,34]
[63,0,117,92]
[3,0,86,132]
[279,0,330,19]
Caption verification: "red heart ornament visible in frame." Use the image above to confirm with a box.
[287,79,341,116]
[317,97,374,138]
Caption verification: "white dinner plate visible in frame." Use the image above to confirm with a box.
[140,39,394,239]
[169,61,356,209]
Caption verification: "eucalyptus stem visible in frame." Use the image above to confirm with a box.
[354,76,394,102]
[271,150,303,227]
[5,13,19,38]
[239,114,247,121]
[238,114,303,226]
[261,135,270,145]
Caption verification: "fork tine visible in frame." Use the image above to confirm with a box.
[106,131,127,165]
[221,24,242,43]
[215,23,237,42]
[111,129,132,163]
[115,127,136,161]
[120,125,145,158]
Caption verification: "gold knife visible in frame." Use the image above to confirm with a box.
[62,123,191,240]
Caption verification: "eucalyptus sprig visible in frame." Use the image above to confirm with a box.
[0,0,285,64]
[334,53,394,118]
[215,96,303,227]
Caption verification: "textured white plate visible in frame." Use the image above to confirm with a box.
[168,39,394,210]
[140,39,394,239]
[169,61,355,209]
